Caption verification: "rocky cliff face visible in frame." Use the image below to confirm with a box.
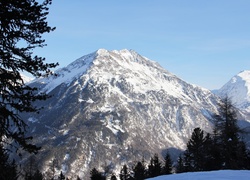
[23,49,220,178]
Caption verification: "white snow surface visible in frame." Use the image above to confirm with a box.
[21,73,34,83]
[217,70,250,112]
[148,170,250,180]
[35,52,95,93]
[27,117,38,123]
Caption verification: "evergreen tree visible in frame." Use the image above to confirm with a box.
[24,155,38,180]
[183,151,192,172]
[32,169,43,180]
[110,174,117,180]
[76,176,82,180]
[133,161,146,180]
[213,97,248,169]
[0,144,18,180]
[175,155,185,173]
[201,133,223,171]
[184,127,207,171]
[119,164,131,180]
[162,151,172,175]
[58,171,66,180]
[90,168,105,180]
[147,154,162,178]
[0,0,58,153]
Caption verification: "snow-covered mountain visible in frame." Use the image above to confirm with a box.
[21,73,34,83]
[216,70,250,113]
[23,49,221,178]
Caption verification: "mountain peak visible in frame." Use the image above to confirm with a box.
[237,70,250,84]
[96,48,109,55]
[96,48,136,59]
[96,48,132,54]
[25,49,222,178]
[217,70,250,112]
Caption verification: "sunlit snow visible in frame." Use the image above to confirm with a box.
[28,117,38,123]
[218,70,250,112]
[148,170,250,180]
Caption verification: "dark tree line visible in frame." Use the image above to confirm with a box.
[176,97,250,173]
[90,152,173,180]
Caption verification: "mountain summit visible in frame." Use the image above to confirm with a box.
[217,70,250,113]
[24,49,219,178]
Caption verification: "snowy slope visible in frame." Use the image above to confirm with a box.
[35,51,95,93]
[21,73,34,83]
[37,48,216,109]
[23,49,221,178]
[148,170,250,180]
[217,70,250,113]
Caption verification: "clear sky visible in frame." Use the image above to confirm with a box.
[37,0,250,90]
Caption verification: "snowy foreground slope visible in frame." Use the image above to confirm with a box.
[22,49,249,178]
[148,170,250,180]
[217,70,250,113]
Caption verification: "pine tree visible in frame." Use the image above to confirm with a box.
[202,133,219,171]
[119,164,131,180]
[184,127,207,171]
[110,174,117,180]
[58,171,66,180]
[0,144,18,180]
[147,154,162,178]
[24,155,38,180]
[183,151,192,172]
[32,169,43,180]
[213,97,248,169]
[76,176,82,180]
[0,0,58,153]
[176,155,185,173]
[162,152,172,175]
[133,161,146,180]
[90,168,105,180]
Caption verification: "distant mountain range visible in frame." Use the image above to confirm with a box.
[21,49,250,178]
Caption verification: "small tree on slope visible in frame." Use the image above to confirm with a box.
[147,154,162,178]
[162,151,173,174]
[133,160,146,180]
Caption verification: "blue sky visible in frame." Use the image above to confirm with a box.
[37,0,250,90]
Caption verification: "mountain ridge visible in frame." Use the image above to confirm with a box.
[22,49,226,178]
[36,49,212,99]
